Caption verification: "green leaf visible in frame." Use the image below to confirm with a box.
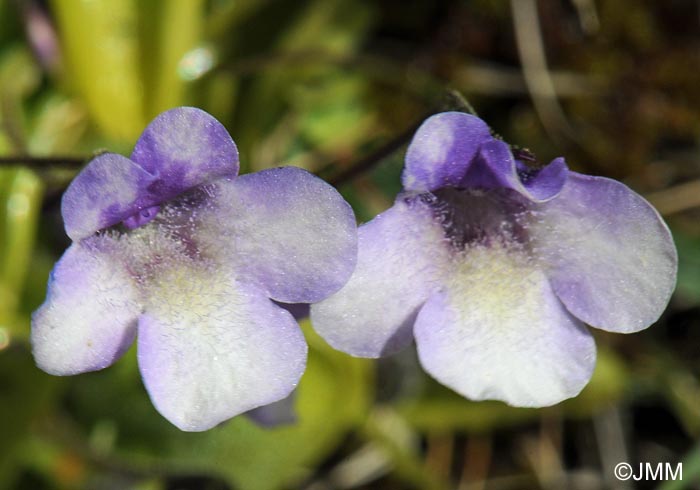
[293,72,375,156]
[27,94,88,154]
[672,227,700,304]
[398,384,538,435]
[0,348,64,490]
[0,46,41,100]
[657,442,700,490]
[227,0,375,167]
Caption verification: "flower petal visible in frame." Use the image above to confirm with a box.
[311,197,449,357]
[460,140,567,202]
[246,392,297,427]
[131,106,239,198]
[63,108,239,240]
[137,269,307,432]
[207,167,357,303]
[518,157,568,201]
[414,245,596,407]
[534,172,678,333]
[31,239,140,375]
[61,153,157,241]
[403,112,492,192]
[402,112,566,201]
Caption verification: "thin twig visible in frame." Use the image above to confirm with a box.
[214,48,599,99]
[321,90,482,186]
[593,406,632,490]
[0,94,476,193]
[0,155,86,167]
[458,434,492,490]
[511,0,576,145]
[425,433,454,481]
[213,50,443,103]
[442,89,479,116]
[453,63,601,97]
[322,116,427,187]
[571,0,601,35]
[0,121,421,195]
[645,179,700,216]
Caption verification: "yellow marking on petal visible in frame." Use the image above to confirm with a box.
[144,260,225,323]
[445,242,545,334]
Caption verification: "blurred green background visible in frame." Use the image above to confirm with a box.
[2,1,700,489]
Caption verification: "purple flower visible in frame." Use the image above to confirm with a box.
[31,107,357,431]
[311,112,677,407]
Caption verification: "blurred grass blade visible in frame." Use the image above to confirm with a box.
[657,442,700,490]
[0,167,42,337]
[51,0,146,141]
[137,0,204,119]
